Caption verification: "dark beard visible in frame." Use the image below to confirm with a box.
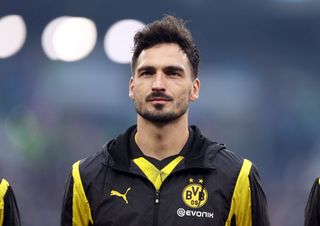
[136,101,188,123]
[134,91,189,123]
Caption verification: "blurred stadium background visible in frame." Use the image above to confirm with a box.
[1,0,320,225]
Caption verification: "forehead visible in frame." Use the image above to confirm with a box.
[135,43,191,72]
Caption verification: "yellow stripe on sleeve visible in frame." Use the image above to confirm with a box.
[225,159,253,226]
[0,179,9,226]
[72,161,94,226]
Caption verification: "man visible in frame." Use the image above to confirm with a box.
[305,177,320,226]
[0,177,20,226]
[61,15,270,226]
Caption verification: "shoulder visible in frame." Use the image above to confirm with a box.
[79,148,109,174]
[0,177,10,199]
[205,143,246,174]
[221,149,251,177]
[191,126,247,173]
[207,145,259,184]
[215,148,244,167]
[310,177,320,193]
[0,177,9,187]
[71,147,110,188]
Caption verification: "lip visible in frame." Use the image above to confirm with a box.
[149,98,170,104]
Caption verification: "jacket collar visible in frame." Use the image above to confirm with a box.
[104,125,136,171]
[183,125,225,170]
[104,125,225,172]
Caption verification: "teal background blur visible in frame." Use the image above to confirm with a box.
[1,1,320,225]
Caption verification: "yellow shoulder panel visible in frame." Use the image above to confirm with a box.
[72,161,94,226]
[0,178,9,226]
[225,159,253,226]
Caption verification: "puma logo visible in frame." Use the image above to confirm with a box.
[110,187,131,204]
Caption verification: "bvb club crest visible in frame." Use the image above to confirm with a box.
[182,178,208,208]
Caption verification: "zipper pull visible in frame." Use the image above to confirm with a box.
[155,191,160,204]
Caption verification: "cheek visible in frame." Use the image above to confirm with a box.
[173,89,190,104]
[132,84,145,99]
[178,85,193,98]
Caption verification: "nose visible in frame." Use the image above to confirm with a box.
[151,73,166,92]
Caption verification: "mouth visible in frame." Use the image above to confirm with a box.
[148,98,170,104]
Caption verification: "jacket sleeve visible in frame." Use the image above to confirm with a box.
[225,159,270,226]
[60,161,94,226]
[0,179,21,226]
[304,177,320,226]
[249,164,270,226]
[60,173,74,226]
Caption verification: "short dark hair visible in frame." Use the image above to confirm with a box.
[131,15,200,79]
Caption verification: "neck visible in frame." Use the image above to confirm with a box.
[135,114,189,160]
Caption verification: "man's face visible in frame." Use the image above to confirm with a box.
[129,43,200,123]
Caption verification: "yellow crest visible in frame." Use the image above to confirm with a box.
[182,178,208,208]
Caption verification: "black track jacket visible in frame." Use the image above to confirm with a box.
[0,178,20,226]
[305,177,320,226]
[61,125,270,226]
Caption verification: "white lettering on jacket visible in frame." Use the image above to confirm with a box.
[177,208,214,219]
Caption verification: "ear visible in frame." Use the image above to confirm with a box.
[190,78,200,101]
[129,76,135,100]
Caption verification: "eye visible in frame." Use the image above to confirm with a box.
[139,69,154,77]
[164,66,184,77]
[171,72,179,76]
[138,67,156,77]
[166,70,181,77]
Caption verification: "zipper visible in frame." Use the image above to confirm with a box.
[153,190,160,226]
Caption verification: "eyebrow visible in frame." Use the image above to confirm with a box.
[136,65,185,73]
[163,66,185,73]
[136,66,155,74]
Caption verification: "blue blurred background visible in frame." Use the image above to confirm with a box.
[1,0,320,225]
